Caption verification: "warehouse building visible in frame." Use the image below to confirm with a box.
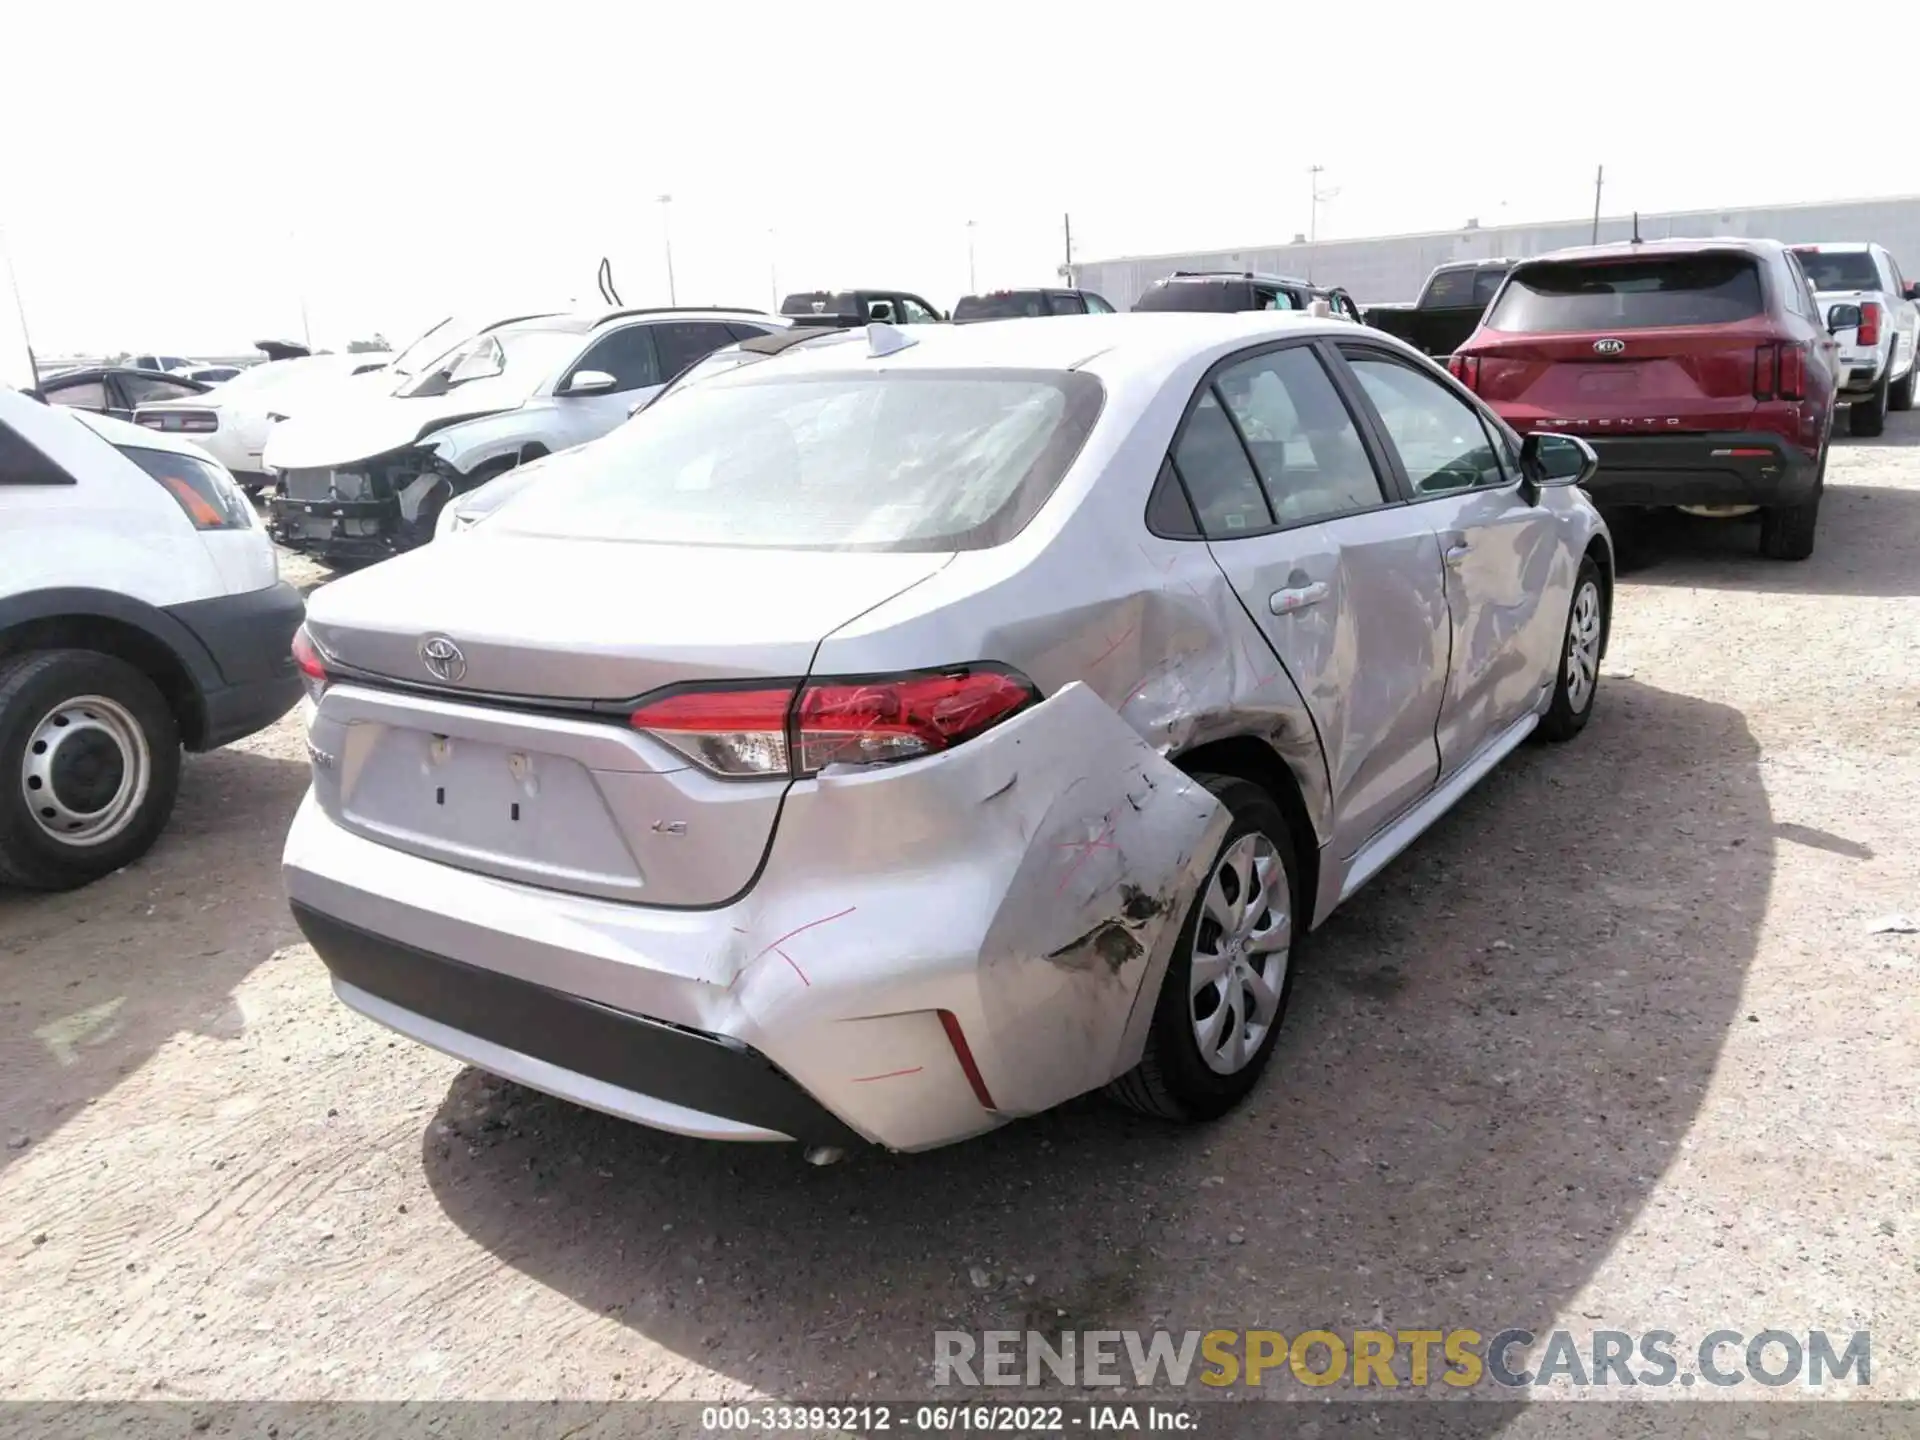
[1073,193,1920,310]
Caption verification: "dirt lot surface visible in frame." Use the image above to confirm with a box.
[3,420,1917,1416]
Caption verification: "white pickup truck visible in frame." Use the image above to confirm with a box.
[1791,242,1919,437]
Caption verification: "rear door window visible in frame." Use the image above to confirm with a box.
[651,322,739,380]
[1214,347,1386,526]
[46,379,110,412]
[1048,293,1087,315]
[1486,255,1764,331]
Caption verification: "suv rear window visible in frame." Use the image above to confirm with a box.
[1134,280,1251,313]
[1485,255,1764,332]
[954,292,1048,321]
[1792,249,1881,292]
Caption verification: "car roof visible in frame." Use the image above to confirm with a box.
[591,307,786,330]
[1530,237,1783,264]
[707,311,1356,385]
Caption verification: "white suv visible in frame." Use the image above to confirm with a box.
[0,387,305,889]
[1791,243,1920,436]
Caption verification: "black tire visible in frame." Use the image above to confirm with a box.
[1537,556,1604,743]
[0,650,182,891]
[1891,365,1916,413]
[1108,773,1301,1122]
[1849,376,1888,437]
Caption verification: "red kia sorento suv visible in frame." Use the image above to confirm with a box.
[1449,238,1839,560]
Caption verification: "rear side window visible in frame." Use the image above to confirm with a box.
[1471,267,1510,306]
[651,322,738,380]
[1486,255,1764,332]
[1049,293,1087,315]
[955,292,1046,321]
[47,380,109,411]
[1421,267,1477,307]
[1135,281,1247,313]
[121,375,202,406]
[117,445,254,529]
[0,418,78,485]
[1083,293,1115,314]
[1792,249,1881,292]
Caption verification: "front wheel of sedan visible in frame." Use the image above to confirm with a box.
[1536,556,1604,743]
[1108,774,1300,1123]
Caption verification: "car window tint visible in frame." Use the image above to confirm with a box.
[1490,255,1765,330]
[1173,391,1270,537]
[1049,293,1087,315]
[47,380,110,411]
[1259,289,1297,311]
[1346,355,1507,495]
[121,374,201,405]
[0,417,78,484]
[1216,347,1385,524]
[574,326,661,391]
[652,322,738,380]
[897,296,941,324]
[1084,293,1115,314]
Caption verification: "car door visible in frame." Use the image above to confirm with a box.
[1336,343,1564,775]
[549,323,664,450]
[1176,339,1452,860]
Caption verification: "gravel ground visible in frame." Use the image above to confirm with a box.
[2,419,1916,1414]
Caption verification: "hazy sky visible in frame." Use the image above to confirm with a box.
[5,0,1917,359]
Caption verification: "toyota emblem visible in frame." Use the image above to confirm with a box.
[419,635,467,683]
[1593,338,1626,356]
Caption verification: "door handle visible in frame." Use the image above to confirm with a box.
[1269,580,1329,615]
[1444,542,1473,567]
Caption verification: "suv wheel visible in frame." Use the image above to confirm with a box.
[1758,443,1824,562]
[0,650,182,891]
[1849,374,1889,437]
[1108,774,1299,1122]
[1892,363,1916,414]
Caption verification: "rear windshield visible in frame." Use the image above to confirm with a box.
[1792,249,1881,292]
[954,292,1048,321]
[780,291,859,318]
[1485,255,1764,332]
[494,368,1104,552]
[1134,280,1287,313]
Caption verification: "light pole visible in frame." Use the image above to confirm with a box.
[966,219,977,293]
[657,194,677,305]
[768,227,779,311]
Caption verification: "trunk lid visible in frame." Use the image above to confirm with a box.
[303,532,952,905]
[1469,324,1772,432]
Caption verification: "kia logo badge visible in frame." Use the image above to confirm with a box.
[1593,338,1626,356]
[419,635,467,684]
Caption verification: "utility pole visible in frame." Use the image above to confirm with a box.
[1591,165,1604,244]
[767,227,779,311]
[966,219,977,293]
[1308,165,1325,243]
[1063,213,1073,285]
[657,194,677,305]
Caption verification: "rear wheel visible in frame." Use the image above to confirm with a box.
[0,650,182,891]
[1849,375,1889,436]
[1537,557,1604,742]
[1891,362,1916,413]
[1108,774,1299,1122]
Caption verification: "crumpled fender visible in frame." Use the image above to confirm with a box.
[717,682,1228,1138]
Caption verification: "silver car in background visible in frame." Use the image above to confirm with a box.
[283,312,1613,1154]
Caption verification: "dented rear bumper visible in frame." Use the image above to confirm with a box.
[283,683,1229,1151]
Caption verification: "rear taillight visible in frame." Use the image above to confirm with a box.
[291,627,329,704]
[629,668,1038,780]
[1754,343,1807,402]
[1858,302,1881,348]
[1447,354,1480,391]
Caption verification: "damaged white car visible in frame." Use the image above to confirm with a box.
[262,307,783,565]
[283,312,1613,1155]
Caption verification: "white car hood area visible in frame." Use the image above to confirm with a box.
[263,376,529,470]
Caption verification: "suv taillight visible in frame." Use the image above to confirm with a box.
[629,668,1039,779]
[1858,301,1881,347]
[1754,343,1807,402]
[1447,354,1480,391]
[291,627,330,704]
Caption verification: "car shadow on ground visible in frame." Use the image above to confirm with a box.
[0,744,310,1176]
[422,676,1770,1421]
[1611,482,1919,597]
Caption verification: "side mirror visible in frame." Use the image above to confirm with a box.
[1827,303,1861,334]
[1906,283,1920,303]
[563,369,617,395]
[1520,432,1597,494]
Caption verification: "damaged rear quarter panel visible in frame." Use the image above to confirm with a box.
[729,683,1226,1130]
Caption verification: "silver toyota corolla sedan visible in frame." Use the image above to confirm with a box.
[283,312,1613,1155]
